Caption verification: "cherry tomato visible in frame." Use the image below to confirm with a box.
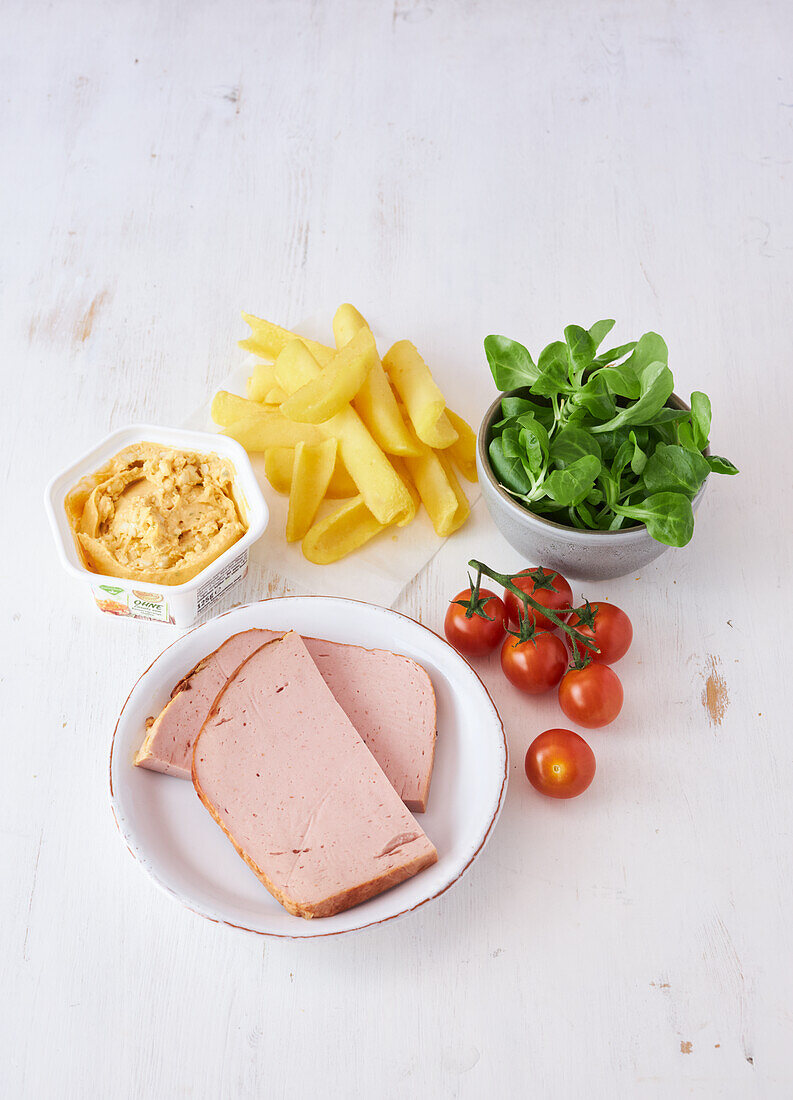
[525,728,596,799]
[566,603,633,665]
[501,631,568,694]
[504,567,573,632]
[558,664,623,728]
[444,588,507,657]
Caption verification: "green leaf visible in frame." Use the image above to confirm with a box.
[517,413,550,450]
[690,391,712,450]
[516,415,549,475]
[574,373,617,420]
[591,360,674,433]
[597,360,641,399]
[564,325,596,380]
[531,341,573,397]
[676,419,698,451]
[707,454,739,475]
[485,335,539,391]
[574,501,600,528]
[625,331,669,371]
[629,430,647,475]
[598,469,619,507]
[501,395,551,422]
[595,427,630,465]
[549,426,602,468]
[642,443,710,496]
[588,319,615,351]
[543,455,601,506]
[500,424,524,459]
[648,407,692,426]
[611,439,634,482]
[613,492,695,547]
[488,435,532,495]
[593,340,637,365]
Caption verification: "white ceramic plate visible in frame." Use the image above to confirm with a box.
[110,597,508,937]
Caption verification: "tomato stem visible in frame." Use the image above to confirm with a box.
[468,559,598,666]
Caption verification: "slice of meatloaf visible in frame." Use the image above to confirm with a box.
[136,628,436,810]
[192,632,438,919]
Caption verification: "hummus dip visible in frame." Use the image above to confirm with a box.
[65,443,247,586]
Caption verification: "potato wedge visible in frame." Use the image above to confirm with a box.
[263,447,294,494]
[302,496,386,565]
[389,456,420,527]
[445,408,478,482]
[285,439,337,542]
[436,452,471,534]
[247,361,279,403]
[280,327,377,424]
[383,340,459,449]
[220,414,323,451]
[264,386,288,404]
[404,437,470,537]
[332,303,368,347]
[264,447,358,499]
[332,304,419,457]
[274,342,413,525]
[240,312,335,366]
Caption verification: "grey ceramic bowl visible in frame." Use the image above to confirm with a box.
[476,391,706,581]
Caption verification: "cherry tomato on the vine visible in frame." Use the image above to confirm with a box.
[566,603,633,665]
[525,729,596,799]
[444,588,507,657]
[501,631,568,694]
[558,664,623,728]
[504,567,573,632]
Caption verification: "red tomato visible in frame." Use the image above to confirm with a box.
[566,603,633,665]
[500,632,568,694]
[525,728,596,799]
[504,567,573,631]
[558,664,623,728]
[444,588,507,657]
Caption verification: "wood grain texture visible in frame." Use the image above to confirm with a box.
[2,0,792,1096]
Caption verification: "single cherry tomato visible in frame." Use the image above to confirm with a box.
[566,603,633,664]
[500,631,568,694]
[558,664,623,728]
[504,567,573,631]
[444,588,507,657]
[525,728,596,799]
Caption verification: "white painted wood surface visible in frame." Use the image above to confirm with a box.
[3,0,792,1096]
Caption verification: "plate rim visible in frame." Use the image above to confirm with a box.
[109,595,509,938]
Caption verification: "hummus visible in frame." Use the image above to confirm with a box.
[65,443,247,586]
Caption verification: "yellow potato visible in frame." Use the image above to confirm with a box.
[404,437,470,537]
[285,439,337,542]
[264,447,358,499]
[302,496,386,565]
[264,386,288,404]
[445,408,479,482]
[240,312,335,366]
[220,414,323,451]
[263,447,294,494]
[388,456,420,527]
[274,342,413,525]
[332,303,368,347]
[383,340,459,449]
[247,361,278,402]
[280,327,377,424]
[436,452,471,534]
[332,305,419,456]
[213,392,321,445]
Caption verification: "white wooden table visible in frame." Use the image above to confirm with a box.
[4,1,792,1096]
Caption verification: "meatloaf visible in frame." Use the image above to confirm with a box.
[192,631,438,918]
[136,627,436,810]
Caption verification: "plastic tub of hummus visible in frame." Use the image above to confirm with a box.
[45,425,268,627]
